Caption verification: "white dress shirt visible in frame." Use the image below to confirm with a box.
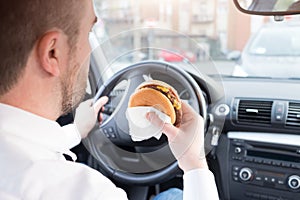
[0,103,219,200]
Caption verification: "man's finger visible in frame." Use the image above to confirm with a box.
[146,112,178,140]
[93,96,109,112]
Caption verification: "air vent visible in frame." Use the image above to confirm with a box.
[286,102,300,128]
[237,100,273,125]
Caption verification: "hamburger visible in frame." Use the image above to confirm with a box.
[128,80,182,127]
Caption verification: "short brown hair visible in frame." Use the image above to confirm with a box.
[0,0,85,96]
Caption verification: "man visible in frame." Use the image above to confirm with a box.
[0,0,219,199]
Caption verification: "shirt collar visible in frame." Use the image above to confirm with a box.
[0,103,77,160]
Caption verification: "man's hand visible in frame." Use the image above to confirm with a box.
[74,96,109,139]
[146,101,208,172]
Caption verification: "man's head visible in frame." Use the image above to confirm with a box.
[0,0,97,119]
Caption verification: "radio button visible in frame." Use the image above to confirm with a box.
[295,165,300,169]
[271,178,276,183]
[272,161,281,166]
[232,156,242,160]
[233,166,240,171]
[239,167,253,181]
[291,164,298,169]
[255,176,262,181]
[281,162,291,168]
[253,158,262,164]
[234,147,242,154]
[262,160,272,165]
[264,177,269,182]
[278,180,284,185]
[288,175,300,190]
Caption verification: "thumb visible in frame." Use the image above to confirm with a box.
[93,96,109,113]
[146,112,178,141]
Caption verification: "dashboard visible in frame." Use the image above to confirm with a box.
[212,78,300,133]
[206,77,300,200]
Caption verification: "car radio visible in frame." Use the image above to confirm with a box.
[228,132,300,200]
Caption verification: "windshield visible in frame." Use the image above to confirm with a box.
[91,0,300,80]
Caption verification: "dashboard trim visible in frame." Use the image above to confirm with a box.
[228,131,300,147]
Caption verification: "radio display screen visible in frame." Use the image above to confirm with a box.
[257,170,285,178]
[247,150,300,163]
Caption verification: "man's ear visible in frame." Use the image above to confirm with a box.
[36,31,67,77]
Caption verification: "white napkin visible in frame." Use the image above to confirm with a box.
[126,107,172,141]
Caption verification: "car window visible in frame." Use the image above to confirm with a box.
[91,0,300,79]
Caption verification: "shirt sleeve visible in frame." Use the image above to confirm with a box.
[183,168,219,200]
[61,124,81,149]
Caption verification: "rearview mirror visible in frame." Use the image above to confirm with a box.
[233,0,300,16]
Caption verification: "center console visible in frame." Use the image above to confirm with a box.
[227,132,300,200]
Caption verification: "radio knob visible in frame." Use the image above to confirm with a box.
[239,168,253,181]
[234,147,242,154]
[288,175,300,190]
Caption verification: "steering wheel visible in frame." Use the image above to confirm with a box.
[83,60,207,185]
